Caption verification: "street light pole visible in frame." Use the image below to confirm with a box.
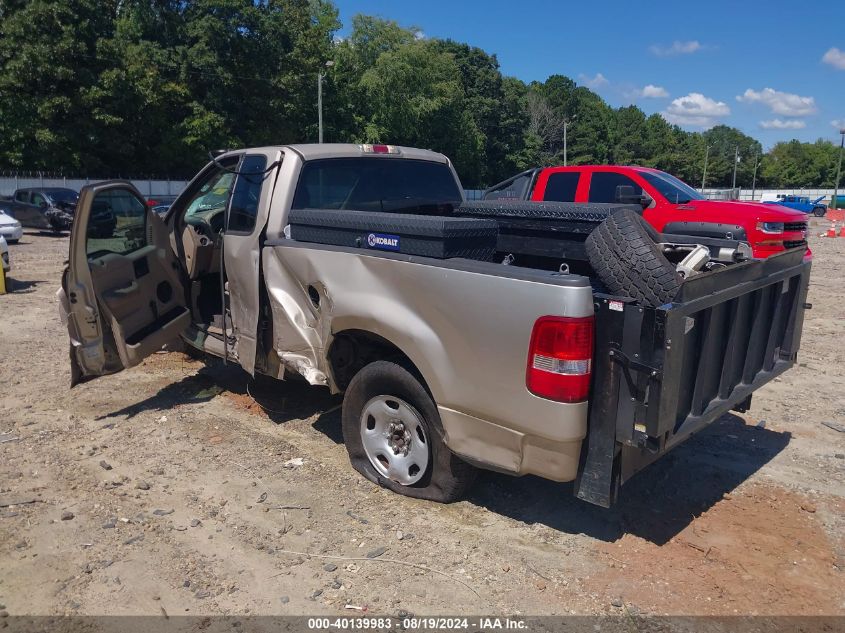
[317,60,334,144]
[317,72,323,144]
[563,116,576,166]
[701,144,712,190]
[833,128,845,211]
[751,153,760,201]
[731,145,739,190]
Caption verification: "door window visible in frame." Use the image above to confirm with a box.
[542,172,581,202]
[31,193,46,207]
[181,165,238,233]
[587,172,642,203]
[227,155,268,233]
[86,189,147,257]
[15,191,28,202]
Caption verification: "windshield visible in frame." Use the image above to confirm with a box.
[639,171,704,204]
[45,189,79,203]
[292,158,462,214]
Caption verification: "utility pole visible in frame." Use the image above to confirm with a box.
[731,146,739,190]
[701,144,712,190]
[563,116,576,166]
[317,60,334,143]
[751,153,760,201]
[834,128,845,211]
[317,72,323,143]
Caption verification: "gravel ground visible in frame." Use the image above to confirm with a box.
[0,226,843,619]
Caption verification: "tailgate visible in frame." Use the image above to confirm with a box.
[575,247,812,507]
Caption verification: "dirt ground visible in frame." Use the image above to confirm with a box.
[0,225,843,620]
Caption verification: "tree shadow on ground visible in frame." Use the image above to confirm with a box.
[466,413,791,545]
[96,357,340,426]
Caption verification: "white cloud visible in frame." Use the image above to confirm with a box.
[832,119,845,130]
[736,87,816,117]
[663,92,730,128]
[760,119,806,130]
[579,73,609,89]
[822,47,845,70]
[639,84,669,98]
[649,40,702,56]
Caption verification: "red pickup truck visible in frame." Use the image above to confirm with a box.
[483,165,809,259]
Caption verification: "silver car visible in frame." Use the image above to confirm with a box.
[0,207,23,244]
[0,235,9,273]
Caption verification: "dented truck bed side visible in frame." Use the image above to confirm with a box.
[259,239,596,481]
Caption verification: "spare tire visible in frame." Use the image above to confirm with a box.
[585,209,682,307]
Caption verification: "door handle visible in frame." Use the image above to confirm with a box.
[105,280,139,299]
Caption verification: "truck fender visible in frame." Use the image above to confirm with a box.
[327,315,446,403]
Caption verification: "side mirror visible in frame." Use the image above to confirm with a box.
[615,185,651,208]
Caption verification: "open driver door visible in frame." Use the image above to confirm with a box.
[59,181,191,386]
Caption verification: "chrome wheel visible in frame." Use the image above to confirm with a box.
[359,395,430,485]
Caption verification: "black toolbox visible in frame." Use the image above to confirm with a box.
[456,200,642,262]
[288,208,498,261]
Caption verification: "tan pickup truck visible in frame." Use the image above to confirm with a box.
[59,144,812,506]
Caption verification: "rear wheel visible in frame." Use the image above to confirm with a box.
[341,361,476,502]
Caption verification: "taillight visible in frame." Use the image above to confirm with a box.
[526,316,594,403]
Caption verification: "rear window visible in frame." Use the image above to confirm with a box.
[542,172,580,202]
[484,172,533,200]
[46,189,79,204]
[291,158,462,214]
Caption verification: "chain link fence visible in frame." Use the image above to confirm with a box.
[0,171,189,199]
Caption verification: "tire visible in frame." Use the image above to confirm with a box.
[342,361,477,503]
[813,206,826,217]
[585,208,682,307]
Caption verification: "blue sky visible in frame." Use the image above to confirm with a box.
[332,0,845,149]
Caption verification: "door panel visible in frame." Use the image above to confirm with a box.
[223,150,280,375]
[30,193,50,229]
[12,194,43,228]
[61,181,189,385]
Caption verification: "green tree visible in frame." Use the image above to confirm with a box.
[431,40,524,185]
[760,139,839,188]
[0,1,838,189]
[699,125,762,188]
[357,40,484,182]
[0,0,116,171]
[612,106,648,165]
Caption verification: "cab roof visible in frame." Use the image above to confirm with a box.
[223,143,451,164]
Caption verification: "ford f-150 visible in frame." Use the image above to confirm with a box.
[58,144,811,507]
